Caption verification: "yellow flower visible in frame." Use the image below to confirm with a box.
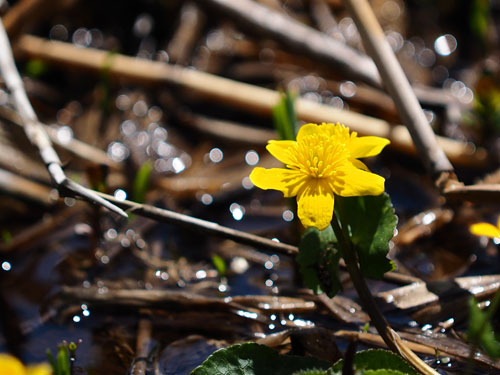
[249,123,389,230]
[0,353,52,375]
[470,216,500,239]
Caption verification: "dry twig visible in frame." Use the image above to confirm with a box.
[0,20,126,217]
[344,0,453,179]
[15,35,486,167]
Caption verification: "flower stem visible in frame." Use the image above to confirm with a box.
[331,210,439,375]
[330,214,397,352]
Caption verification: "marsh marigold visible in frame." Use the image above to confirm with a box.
[249,123,389,230]
[0,353,51,375]
[470,215,500,239]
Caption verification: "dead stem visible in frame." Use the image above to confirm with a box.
[14,35,486,167]
[344,0,453,178]
[0,20,126,217]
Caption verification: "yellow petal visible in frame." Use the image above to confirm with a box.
[349,136,390,159]
[334,165,385,197]
[249,167,306,197]
[470,222,500,238]
[497,215,500,230]
[296,123,320,143]
[0,354,25,375]
[296,179,334,230]
[351,159,369,171]
[266,140,297,166]
[26,363,52,375]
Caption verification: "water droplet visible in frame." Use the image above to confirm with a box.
[196,270,207,279]
[218,283,227,292]
[201,193,213,205]
[282,210,294,222]
[229,203,245,221]
[421,324,432,331]
[417,48,436,68]
[82,310,90,317]
[434,34,457,56]
[113,189,127,201]
[265,279,273,287]
[133,13,154,38]
[206,30,225,51]
[230,257,249,274]
[340,81,357,98]
[171,157,186,173]
[73,315,81,323]
[381,0,401,21]
[270,314,277,321]
[1,261,11,271]
[49,24,68,41]
[64,197,76,207]
[56,126,73,144]
[89,29,103,48]
[288,314,295,320]
[268,323,276,330]
[245,150,259,166]
[100,255,110,264]
[107,142,129,162]
[241,177,254,190]
[72,27,91,47]
[105,228,118,240]
[132,100,148,117]
[264,261,274,270]
[209,148,223,163]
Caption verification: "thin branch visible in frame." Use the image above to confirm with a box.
[15,35,487,167]
[0,19,126,218]
[93,191,421,286]
[195,0,381,87]
[343,0,453,178]
[0,105,120,169]
[95,191,299,255]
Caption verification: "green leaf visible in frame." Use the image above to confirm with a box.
[191,343,330,375]
[212,254,227,277]
[133,160,153,203]
[330,349,417,375]
[273,91,297,141]
[297,226,341,297]
[468,297,500,359]
[336,194,396,279]
[56,344,70,375]
[291,370,328,375]
[25,59,48,78]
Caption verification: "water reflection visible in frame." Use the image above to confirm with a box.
[1,261,11,271]
[434,34,457,56]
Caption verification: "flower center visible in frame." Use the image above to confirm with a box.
[289,133,349,178]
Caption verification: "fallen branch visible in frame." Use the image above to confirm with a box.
[0,105,120,169]
[195,0,381,87]
[15,35,486,167]
[344,0,453,179]
[92,191,420,286]
[0,20,126,217]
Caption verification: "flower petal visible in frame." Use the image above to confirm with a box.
[350,159,369,171]
[296,178,334,230]
[470,222,500,238]
[266,140,297,166]
[334,165,385,197]
[249,167,306,197]
[296,123,320,143]
[349,136,390,159]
